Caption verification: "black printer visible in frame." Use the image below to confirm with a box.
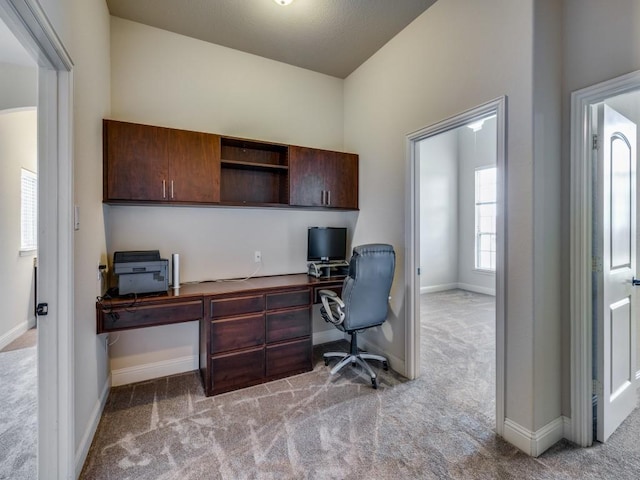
[113,250,168,295]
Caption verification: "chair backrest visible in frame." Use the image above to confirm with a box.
[341,244,395,331]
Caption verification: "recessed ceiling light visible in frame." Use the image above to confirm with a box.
[274,0,294,5]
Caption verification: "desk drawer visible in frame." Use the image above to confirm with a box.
[210,294,264,319]
[210,347,265,394]
[266,289,310,310]
[211,314,265,353]
[266,307,311,343]
[98,299,203,332]
[266,338,312,378]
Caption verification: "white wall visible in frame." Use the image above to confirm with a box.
[344,0,542,434]
[0,108,37,347]
[68,0,111,468]
[107,18,351,380]
[0,63,37,110]
[419,129,458,291]
[457,117,497,294]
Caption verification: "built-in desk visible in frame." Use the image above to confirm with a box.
[96,274,344,395]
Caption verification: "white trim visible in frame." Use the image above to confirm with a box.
[0,2,75,478]
[420,282,496,296]
[569,69,640,448]
[419,283,459,294]
[503,417,564,457]
[563,415,572,440]
[406,97,507,437]
[111,355,199,387]
[456,283,496,296]
[313,328,345,345]
[0,320,32,350]
[74,375,110,478]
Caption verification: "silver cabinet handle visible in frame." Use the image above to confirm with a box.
[162,180,166,199]
[327,190,331,206]
[171,180,174,199]
[321,190,325,205]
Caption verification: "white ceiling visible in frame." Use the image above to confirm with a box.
[106,0,436,78]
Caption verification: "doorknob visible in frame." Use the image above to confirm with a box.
[632,277,640,286]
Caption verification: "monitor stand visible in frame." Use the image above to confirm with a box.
[307,260,349,278]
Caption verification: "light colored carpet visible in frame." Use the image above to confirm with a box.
[0,345,37,480]
[80,290,640,479]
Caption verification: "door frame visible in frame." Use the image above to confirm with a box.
[405,96,507,436]
[570,70,640,447]
[0,0,74,477]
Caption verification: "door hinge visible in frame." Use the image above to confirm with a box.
[592,134,598,150]
[592,256,603,273]
[417,267,421,275]
[36,302,49,316]
[592,379,603,396]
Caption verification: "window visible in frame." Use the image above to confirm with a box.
[475,166,496,271]
[21,168,37,252]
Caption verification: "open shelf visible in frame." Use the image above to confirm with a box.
[220,136,289,205]
[221,159,289,171]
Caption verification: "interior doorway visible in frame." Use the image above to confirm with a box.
[0,18,39,479]
[0,0,75,477]
[570,72,640,447]
[405,97,507,436]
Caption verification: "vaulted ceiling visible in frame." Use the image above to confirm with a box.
[106,0,436,78]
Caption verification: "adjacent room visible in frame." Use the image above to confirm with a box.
[0,19,39,479]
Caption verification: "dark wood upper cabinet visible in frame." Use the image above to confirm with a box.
[168,129,220,203]
[103,120,220,204]
[289,146,358,209]
[104,120,169,202]
[103,120,357,210]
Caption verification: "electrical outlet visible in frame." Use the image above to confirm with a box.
[254,251,262,263]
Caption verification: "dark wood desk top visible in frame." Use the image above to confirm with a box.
[98,273,346,307]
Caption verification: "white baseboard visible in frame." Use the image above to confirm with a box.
[456,283,496,296]
[313,328,345,345]
[562,415,572,441]
[75,374,110,478]
[0,319,33,350]
[420,283,458,294]
[111,355,198,387]
[420,282,495,296]
[503,416,565,457]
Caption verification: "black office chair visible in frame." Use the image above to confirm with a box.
[319,244,395,388]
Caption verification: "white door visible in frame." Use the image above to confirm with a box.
[595,104,638,442]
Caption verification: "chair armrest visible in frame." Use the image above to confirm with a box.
[319,290,345,325]
[318,289,345,308]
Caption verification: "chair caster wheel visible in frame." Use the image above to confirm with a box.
[372,377,378,389]
[382,361,389,371]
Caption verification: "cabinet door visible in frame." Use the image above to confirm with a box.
[289,146,358,209]
[104,120,169,201]
[326,152,358,209]
[168,130,220,203]
[289,146,330,207]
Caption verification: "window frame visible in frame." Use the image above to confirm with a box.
[20,167,37,254]
[474,165,497,273]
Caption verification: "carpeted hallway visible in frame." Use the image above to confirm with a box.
[79,290,640,479]
[0,328,37,480]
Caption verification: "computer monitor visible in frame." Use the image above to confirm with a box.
[307,227,347,262]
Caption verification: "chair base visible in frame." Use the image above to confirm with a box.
[323,331,389,388]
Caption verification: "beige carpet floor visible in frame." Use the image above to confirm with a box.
[79,290,640,479]
[0,328,37,480]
